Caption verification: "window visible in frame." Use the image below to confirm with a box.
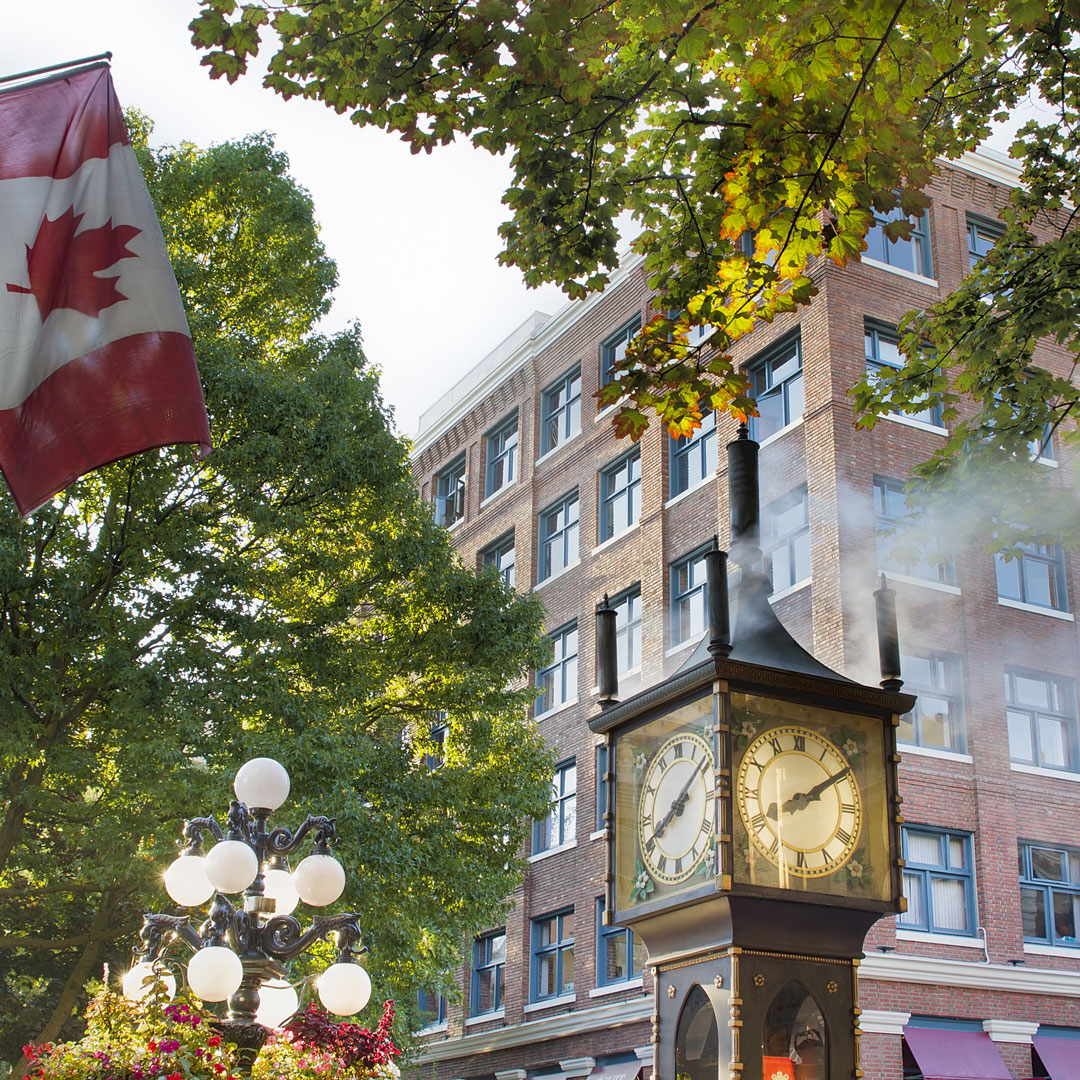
[865,323,942,427]
[534,759,576,852]
[874,477,954,585]
[600,315,640,387]
[471,930,506,1015]
[536,623,578,715]
[747,334,803,441]
[611,585,642,674]
[540,366,581,454]
[995,539,1068,611]
[1005,670,1077,771]
[765,486,810,593]
[482,532,515,588]
[1020,841,1080,948]
[423,713,449,769]
[671,547,709,647]
[967,216,1002,272]
[865,200,933,277]
[434,456,465,527]
[670,410,718,497]
[600,448,642,541]
[898,654,965,752]
[898,827,976,935]
[595,743,609,831]
[485,414,518,497]
[531,909,574,1001]
[538,491,579,582]
[416,988,446,1029]
[596,897,643,985]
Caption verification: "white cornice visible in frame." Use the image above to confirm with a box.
[411,252,646,455]
[949,146,1023,188]
[859,952,1080,997]
[414,994,653,1063]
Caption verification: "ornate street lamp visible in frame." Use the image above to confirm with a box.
[124,757,372,1056]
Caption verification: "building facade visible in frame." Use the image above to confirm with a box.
[408,148,1080,1080]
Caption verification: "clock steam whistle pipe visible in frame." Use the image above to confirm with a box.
[874,573,904,691]
[705,542,732,658]
[596,594,619,706]
[727,423,761,570]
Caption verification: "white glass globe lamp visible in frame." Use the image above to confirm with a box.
[187,945,243,1002]
[122,961,176,1002]
[255,978,299,1028]
[317,962,371,1016]
[204,840,259,893]
[233,757,291,811]
[262,867,299,916]
[164,853,215,907]
[293,853,345,906]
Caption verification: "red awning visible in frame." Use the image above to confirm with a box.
[903,1026,1012,1080]
[1033,1035,1080,1080]
[587,1064,642,1080]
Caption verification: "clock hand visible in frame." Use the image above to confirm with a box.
[765,766,852,820]
[652,758,707,839]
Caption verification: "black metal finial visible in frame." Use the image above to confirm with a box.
[874,573,903,691]
[596,595,619,706]
[727,426,760,569]
[705,547,732,659]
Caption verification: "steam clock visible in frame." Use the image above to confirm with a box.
[591,429,913,1080]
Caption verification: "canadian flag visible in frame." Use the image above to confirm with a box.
[0,62,211,516]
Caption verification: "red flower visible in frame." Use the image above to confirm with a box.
[168,1073,182,1080]
[147,1041,158,1052]
[207,1035,221,1047]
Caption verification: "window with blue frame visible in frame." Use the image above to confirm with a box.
[670,410,717,497]
[536,623,578,716]
[995,539,1068,612]
[416,988,447,1028]
[1005,669,1077,772]
[1020,842,1080,948]
[482,531,515,588]
[898,653,965,753]
[747,333,803,442]
[600,315,641,387]
[531,909,575,1001]
[484,413,518,497]
[600,448,642,541]
[538,491,579,582]
[671,547,709,647]
[434,456,466,527]
[874,476,955,585]
[865,199,933,277]
[967,215,1002,272]
[764,485,810,593]
[471,930,505,1015]
[540,366,581,454]
[533,759,576,852]
[611,585,642,674]
[897,827,976,936]
[596,897,643,985]
[865,323,942,428]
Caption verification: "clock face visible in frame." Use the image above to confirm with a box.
[637,731,715,884]
[613,691,717,911]
[730,693,892,901]
[736,725,862,878]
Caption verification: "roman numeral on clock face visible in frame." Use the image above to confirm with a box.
[793,733,806,752]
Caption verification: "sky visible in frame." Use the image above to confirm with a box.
[0,4,1041,435]
[0,0,568,434]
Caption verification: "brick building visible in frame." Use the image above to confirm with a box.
[408,147,1080,1080]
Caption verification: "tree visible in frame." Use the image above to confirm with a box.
[0,118,554,1068]
[188,0,1079,532]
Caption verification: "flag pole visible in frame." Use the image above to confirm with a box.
[0,53,112,88]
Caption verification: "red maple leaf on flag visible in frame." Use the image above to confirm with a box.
[6,206,140,321]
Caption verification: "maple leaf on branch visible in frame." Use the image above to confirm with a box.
[7,207,140,321]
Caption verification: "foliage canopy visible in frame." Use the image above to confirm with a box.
[0,120,553,1066]
[190,0,1079,539]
